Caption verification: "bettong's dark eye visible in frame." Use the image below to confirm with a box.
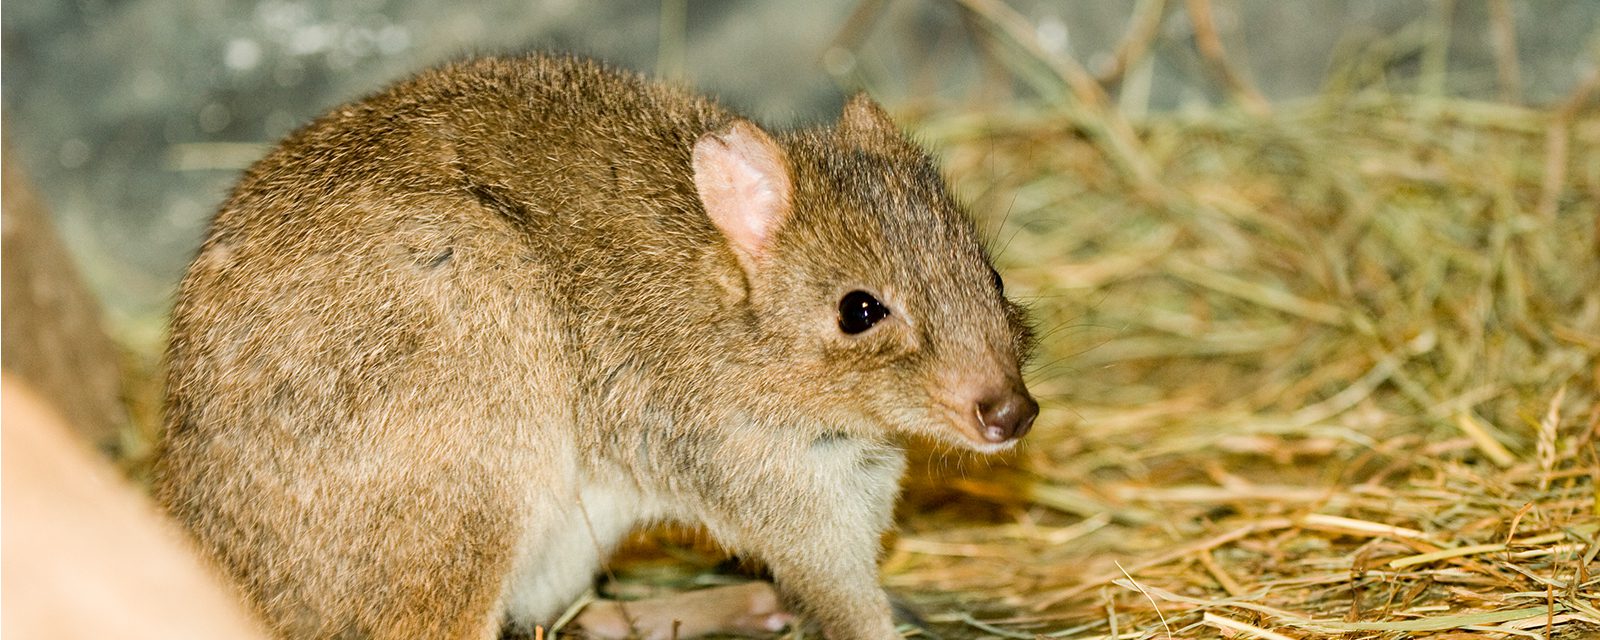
[989,266,1005,295]
[838,290,890,335]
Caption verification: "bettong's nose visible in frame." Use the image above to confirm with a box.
[976,389,1038,443]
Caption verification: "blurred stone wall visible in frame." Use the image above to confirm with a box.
[2,1,1595,337]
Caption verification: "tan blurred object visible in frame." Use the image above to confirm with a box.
[1,375,271,639]
[1,141,128,452]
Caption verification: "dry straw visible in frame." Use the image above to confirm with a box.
[872,1,1599,638]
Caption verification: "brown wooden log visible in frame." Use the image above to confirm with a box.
[2,140,128,453]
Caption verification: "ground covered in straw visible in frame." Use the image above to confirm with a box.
[863,82,1598,638]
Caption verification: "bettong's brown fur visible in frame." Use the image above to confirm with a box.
[156,54,1036,639]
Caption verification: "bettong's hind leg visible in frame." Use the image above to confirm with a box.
[574,581,792,640]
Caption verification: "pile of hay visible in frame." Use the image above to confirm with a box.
[876,58,1600,640]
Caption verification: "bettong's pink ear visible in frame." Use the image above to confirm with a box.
[692,120,793,270]
[837,93,901,148]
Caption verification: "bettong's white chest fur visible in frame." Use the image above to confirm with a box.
[499,433,907,626]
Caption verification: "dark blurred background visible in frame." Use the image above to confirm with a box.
[2,0,1596,345]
